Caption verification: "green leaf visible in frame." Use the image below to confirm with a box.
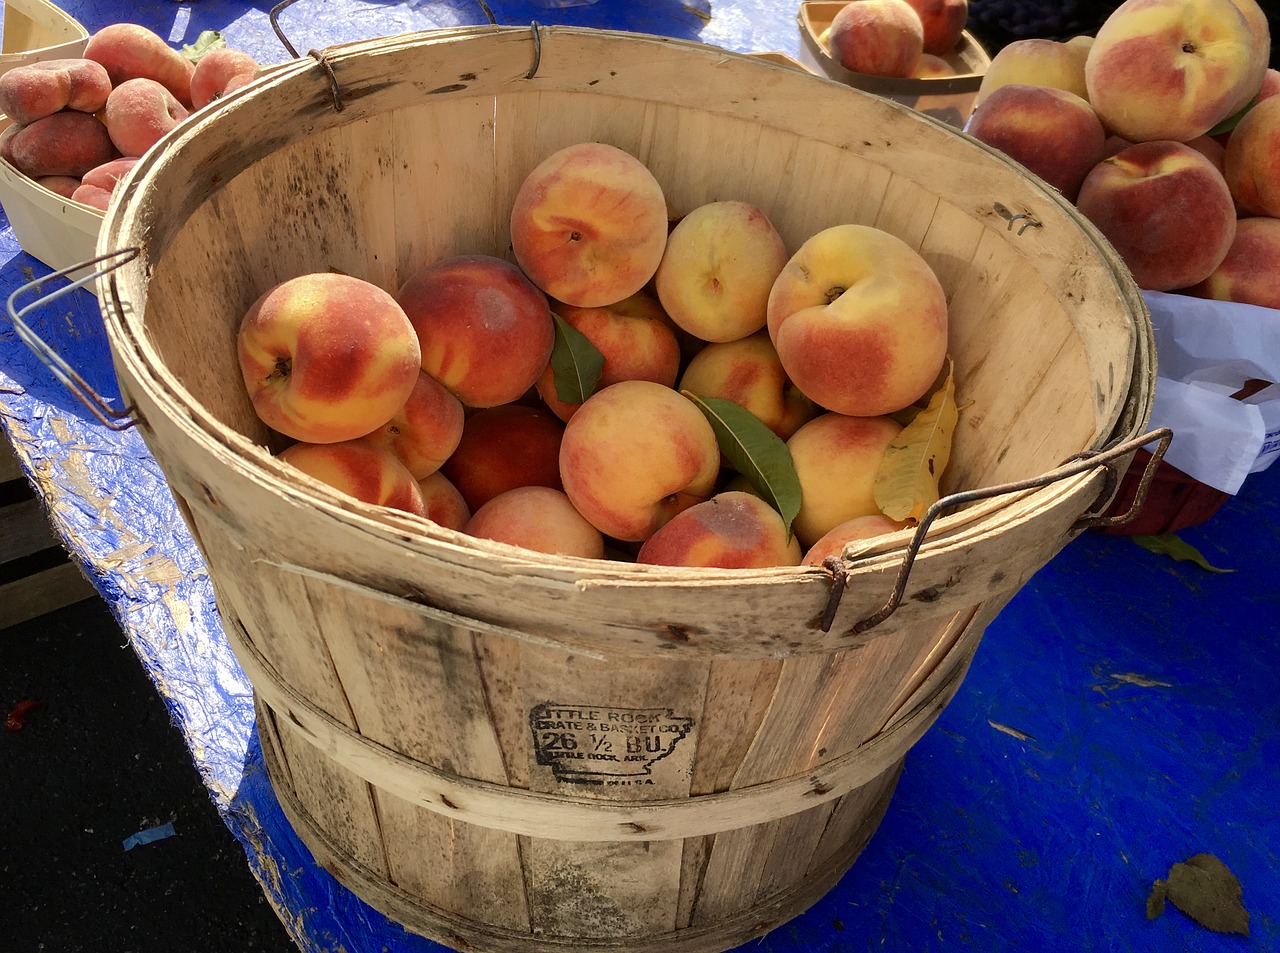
[1158,853,1250,936]
[1131,534,1233,573]
[180,30,227,64]
[1206,95,1257,138]
[684,392,802,536]
[875,358,957,522]
[549,312,605,405]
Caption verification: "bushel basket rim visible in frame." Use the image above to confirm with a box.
[94,24,1154,588]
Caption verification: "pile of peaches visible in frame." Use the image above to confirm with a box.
[238,142,954,571]
[0,23,258,211]
[965,0,1279,308]
[818,0,972,79]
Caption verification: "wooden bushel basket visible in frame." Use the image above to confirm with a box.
[93,25,1155,953]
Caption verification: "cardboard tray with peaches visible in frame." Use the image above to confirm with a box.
[796,1,990,128]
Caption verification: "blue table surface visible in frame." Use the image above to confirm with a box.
[2,2,1277,952]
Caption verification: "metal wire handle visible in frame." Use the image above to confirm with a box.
[4,248,142,431]
[820,426,1175,636]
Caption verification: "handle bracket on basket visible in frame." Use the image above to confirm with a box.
[4,248,142,431]
[821,427,1173,636]
[268,0,545,109]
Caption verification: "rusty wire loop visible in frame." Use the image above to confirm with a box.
[5,248,142,431]
[819,427,1174,636]
[268,0,345,111]
[993,202,1043,236]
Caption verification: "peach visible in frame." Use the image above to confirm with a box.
[1225,0,1273,114]
[535,291,681,422]
[464,486,605,559]
[276,439,427,517]
[81,155,140,191]
[35,175,81,199]
[801,513,911,566]
[559,380,720,542]
[1258,68,1280,103]
[438,404,565,513]
[509,142,669,308]
[1184,133,1226,174]
[190,48,259,110]
[766,224,948,418]
[103,77,190,158]
[0,58,112,124]
[900,0,968,57]
[396,254,555,408]
[71,156,140,210]
[636,491,801,569]
[973,37,1093,107]
[966,84,1107,201]
[83,22,196,108]
[237,272,422,443]
[677,331,817,441]
[1222,95,1280,218]
[826,0,924,78]
[1186,216,1280,310]
[69,183,112,211]
[913,54,957,79]
[1084,0,1268,143]
[787,413,903,547]
[1075,140,1236,291]
[360,370,465,479]
[416,470,471,530]
[653,200,789,344]
[0,111,117,179]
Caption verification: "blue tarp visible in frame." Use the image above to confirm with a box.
[2,2,1277,951]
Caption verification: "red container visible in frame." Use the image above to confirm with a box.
[1097,449,1230,536]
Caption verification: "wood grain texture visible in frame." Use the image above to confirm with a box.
[91,26,1155,952]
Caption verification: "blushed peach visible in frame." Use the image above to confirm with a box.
[361,370,466,479]
[103,77,189,158]
[636,491,801,569]
[967,83,1107,201]
[654,200,790,344]
[237,272,422,443]
[1222,95,1280,218]
[901,0,968,57]
[559,380,720,542]
[416,470,471,530]
[1258,68,1280,102]
[913,54,957,79]
[0,110,117,178]
[974,37,1092,107]
[677,331,817,441]
[787,412,903,547]
[0,58,112,124]
[397,254,555,408]
[190,47,259,109]
[826,0,924,78]
[276,439,427,517]
[1075,140,1236,291]
[84,22,196,107]
[1084,0,1268,142]
[35,175,81,199]
[801,513,910,566]
[438,404,565,513]
[1186,216,1280,310]
[510,142,669,308]
[535,291,681,422]
[72,156,140,211]
[464,486,605,559]
[767,224,948,417]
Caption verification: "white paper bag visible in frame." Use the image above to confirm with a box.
[1143,290,1280,494]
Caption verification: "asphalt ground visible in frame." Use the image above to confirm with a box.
[1,594,297,953]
